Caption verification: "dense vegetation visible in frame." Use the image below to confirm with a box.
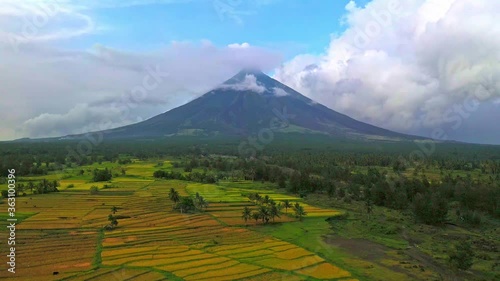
[1,136,499,278]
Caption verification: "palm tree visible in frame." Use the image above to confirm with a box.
[282,200,292,213]
[196,195,208,211]
[258,206,270,224]
[107,214,118,228]
[254,193,262,204]
[269,204,281,222]
[168,188,180,209]
[111,206,118,214]
[28,181,34,194]
[262,195,270,205]
[293,203,307,221]
[248,193,255,202]
[242,207,252,225]
[276,202,284,215]
[252,212,260,224]
[268,198,275,206]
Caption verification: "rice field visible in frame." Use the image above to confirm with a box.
[0,160,356,280]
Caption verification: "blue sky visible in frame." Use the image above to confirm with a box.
[63,0,368,58]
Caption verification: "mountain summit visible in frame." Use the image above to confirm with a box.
[71,70,419,140]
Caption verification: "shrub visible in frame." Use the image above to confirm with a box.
[89,186,99,195]
[412,192,448,225]
[449,241,474,270]
[92,168,112,182]
[458,209,482,227]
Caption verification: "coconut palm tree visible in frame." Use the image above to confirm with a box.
[258,206,270,224]
[168,188,180,209]
[282,200,292,213]
[252,212,260,224]
[268,198,275,206]
[28,181,35,194]
[254,193,262,204]
[293,203,307,221]
[269,204,281,223]
[107,214,118,228]
[111,206,118,214]
[196,195,209,211]
[242,207,252,225]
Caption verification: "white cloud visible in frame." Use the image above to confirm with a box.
[0,41,281,140]
[228,42,250,49]
[274,0,500,142]
[272,87,289,97]
[218,74,267,93]
[22,103,138,138]
[0,0,96,44]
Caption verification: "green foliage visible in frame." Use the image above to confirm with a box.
[177,197,195,213]
[194,192,208,211]
[168,188,180,208]
[92,168,112,182]
[106,214,118,230]
[242,206,252,224]
[449,241,475,270]
[411,192,449,225]
[89,185,99,195]
[293,202,307,221]
[457,209,483,227]
[282,199,292,213]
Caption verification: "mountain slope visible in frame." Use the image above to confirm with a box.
[65,69,422,141]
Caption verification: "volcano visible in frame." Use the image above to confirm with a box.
[64,69,422,141]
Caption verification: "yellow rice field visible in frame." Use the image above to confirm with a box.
[0,161,354,281]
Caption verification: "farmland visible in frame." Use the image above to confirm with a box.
[0,148,498,281]
[0,160,357,280]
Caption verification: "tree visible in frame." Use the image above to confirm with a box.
[269,204,281,222]
[168,188,180,209]
[278,175,287,189]
[365,198,373,220]
[252,212,260,223]
[28,181,35,194]
[293,203,307,221]
[195,194,208,211]
[258,206,270,224]
[178,197,195,214]
[282,200,292,214]
[412,192,449,225]
[92,168,112,182]
[449,241,474,270]
[242,207,252,225]
[254,193,262,204]
[107,214,118,229]
[111,206,118,214]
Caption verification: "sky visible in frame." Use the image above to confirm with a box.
[0,0,499,144]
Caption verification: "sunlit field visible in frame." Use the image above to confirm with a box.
[0,160,358,281]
